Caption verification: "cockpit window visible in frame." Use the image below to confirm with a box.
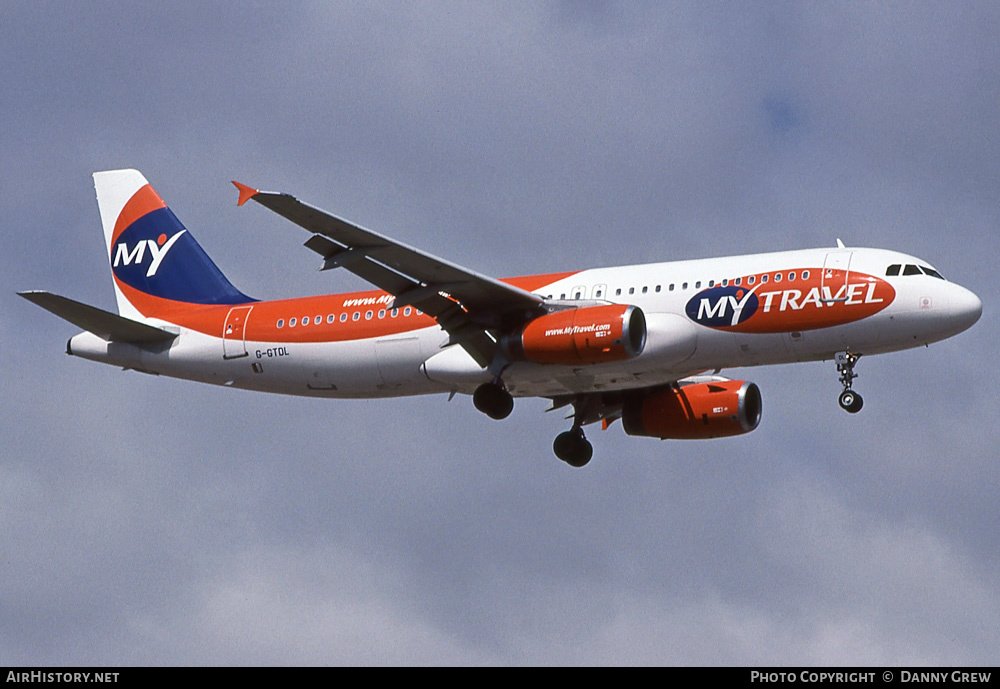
[887,263,945,279]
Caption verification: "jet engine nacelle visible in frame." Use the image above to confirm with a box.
[622,380,762,439]
[509,304,646,365]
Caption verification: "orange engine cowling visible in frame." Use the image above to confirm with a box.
[511,304,646,365]
[622,380,762,439]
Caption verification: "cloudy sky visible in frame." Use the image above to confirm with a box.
[2,2,998,665]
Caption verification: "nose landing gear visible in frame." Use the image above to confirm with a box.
[835,351,864,413]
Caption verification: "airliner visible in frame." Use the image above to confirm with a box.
[20,170,982,467]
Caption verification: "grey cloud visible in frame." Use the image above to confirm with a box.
[2,1,998,665]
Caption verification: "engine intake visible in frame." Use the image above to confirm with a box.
[622,380,762,439]
[510,304,646,366]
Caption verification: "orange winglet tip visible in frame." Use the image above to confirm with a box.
[232,181,259,207]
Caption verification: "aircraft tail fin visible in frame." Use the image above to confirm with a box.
[94,169,254,321]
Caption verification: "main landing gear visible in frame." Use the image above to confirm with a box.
[552,395,599,468]
[473,381,513,420]
[553,427,593,468]
[835,351,864,414]
[473,380,594,467]
[472,381,593,467]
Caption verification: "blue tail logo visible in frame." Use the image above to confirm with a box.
[111,194,255,306]
[113,229,187,278]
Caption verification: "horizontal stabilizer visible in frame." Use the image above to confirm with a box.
[18,291,177,344]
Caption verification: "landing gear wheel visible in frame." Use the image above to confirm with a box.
[838,389,864,414]
[835,352,864,414]
[473,382,513,420]
[553,428,593,468]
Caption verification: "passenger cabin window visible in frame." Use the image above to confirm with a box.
[886,264,901,276]
[277,319,284,328]
[327,314,335,324]
[761,275,768,283]
[642,286,648,294]
[774,273,782,282]
[788,272,795,281]
[655,285,661,293]
[301,316,310,326]
[352,312,360,321]
[615,288,622,296]
[290,318,297,327]
[340,313,347,322]
[802,270,810,280]
[709,280,715,287]
[748,276,755,285]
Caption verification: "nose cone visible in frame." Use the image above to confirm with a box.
[950,285,983,333]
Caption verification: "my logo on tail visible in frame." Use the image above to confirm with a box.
[113,230,187,278]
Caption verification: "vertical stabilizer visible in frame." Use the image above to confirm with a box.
[94,169,254,321]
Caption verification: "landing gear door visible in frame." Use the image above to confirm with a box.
[821,251,853,302]
[223,305,253,359]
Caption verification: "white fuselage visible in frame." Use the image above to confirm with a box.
[68,246,982,399]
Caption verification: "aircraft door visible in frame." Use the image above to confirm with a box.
[222,305,253,359]
[821,251,853,302]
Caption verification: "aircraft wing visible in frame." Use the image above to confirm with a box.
[18,291,177,345]
[234,182,546,366]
